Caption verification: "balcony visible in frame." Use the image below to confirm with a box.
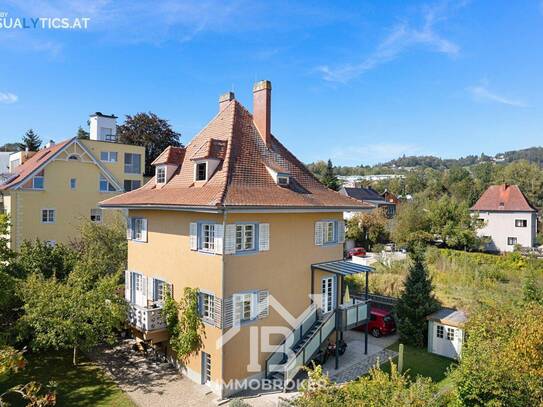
[128,301,167,332]
[338,299,369,330]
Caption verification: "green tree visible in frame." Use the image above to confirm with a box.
[391,200,432,247]
[346,209,389,250]
[319,159,340,191]
[451,303,543,406]
[395,246,440,347]
[0,214,15,264]
[306,160,328,179]
[117,112,182,176]
[19,129,41,151]
[162,288,205,364]
[13,240,76,280]
[76,126,89,139]
[523,271,543,305]
[18,270,126,366]
[495,160,543,207]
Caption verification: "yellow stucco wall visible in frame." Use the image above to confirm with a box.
[126,208,344,389]
[5,140,144,249]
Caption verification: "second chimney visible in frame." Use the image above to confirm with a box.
[219,92,235,112]
[253,80,272,147]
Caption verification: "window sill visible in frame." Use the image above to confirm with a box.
[234,250,259,256]
[198,249,217,255]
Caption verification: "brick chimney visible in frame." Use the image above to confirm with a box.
[253,80,272,147]
[219,92,235,112]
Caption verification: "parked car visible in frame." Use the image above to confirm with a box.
[354,307,396,337]
[347,247,367,258]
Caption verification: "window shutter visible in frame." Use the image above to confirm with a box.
[224,224,236,255]
[147,277,155,302]
[222,296,233,328]
[141,276,148,306]
[214,224,224,255]
[315,221,324,246]
[251,292,259,320]
[125,270,131,302]
[338,221,345,243]
[189,222,198,250]
[141,219,148,242]
[214,297,222,328]
[232,294,242,326]
[258,290,269,319]
[259,223,270,251]
[126,217,132,240]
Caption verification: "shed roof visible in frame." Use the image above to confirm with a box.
[311,260,374,276]
[426,308,467,328]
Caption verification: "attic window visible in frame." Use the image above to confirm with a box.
[156,166,166,184]
[68,154,79,160]
[277,175,290,186]
[499,202,505,208]
[196,162,207,181]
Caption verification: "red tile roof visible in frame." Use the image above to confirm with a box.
[151,146,186,166]
[101,100,371,210]
[471,184,537,212]
[0,139,73,190]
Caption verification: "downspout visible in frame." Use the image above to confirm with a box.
[220,207,227,398]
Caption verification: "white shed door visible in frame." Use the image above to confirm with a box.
[433,323,461,359]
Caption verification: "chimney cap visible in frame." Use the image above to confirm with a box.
[219,92,235,103]
[90,112,118,119]
[253,80,272,92]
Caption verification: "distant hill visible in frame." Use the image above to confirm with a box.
[380,146,543,169]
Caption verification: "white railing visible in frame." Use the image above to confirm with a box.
[338,299,368,330]
[128,302,167,331]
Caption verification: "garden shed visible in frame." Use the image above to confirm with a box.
[426,308,467,360]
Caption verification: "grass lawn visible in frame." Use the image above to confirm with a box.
[0,350,134,407]
[381,342,456,389]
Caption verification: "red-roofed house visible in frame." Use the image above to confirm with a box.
[100,81,372,397]
[470,184,538,252]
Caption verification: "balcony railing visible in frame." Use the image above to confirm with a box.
[128,302,167,331]
[338,299,369,330]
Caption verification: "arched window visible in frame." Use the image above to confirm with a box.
[68,154,79,160]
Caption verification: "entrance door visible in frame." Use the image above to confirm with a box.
[132,272,146,306]
[321,276,335,313]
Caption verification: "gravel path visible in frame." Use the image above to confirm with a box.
[89,340,217,407]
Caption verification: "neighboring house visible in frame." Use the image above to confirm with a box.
[339,186,396,218]
[101,81,372,398]
[427,308,466,360]
[0,151,13,174]
[0,112,145,249]
[471,184,537,253]
[382,189,399,205]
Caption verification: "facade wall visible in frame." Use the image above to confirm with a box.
[475,210,536,252]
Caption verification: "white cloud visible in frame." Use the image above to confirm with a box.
[467,84,528,108]
[317,2,463,83]
[331,143,423,165]
[0,92,18,104]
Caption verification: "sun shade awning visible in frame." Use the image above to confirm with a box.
[311,260,374,276]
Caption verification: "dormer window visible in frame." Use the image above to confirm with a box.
[156,166,166,184]
[196,162,207,181]
[277,175,290,186]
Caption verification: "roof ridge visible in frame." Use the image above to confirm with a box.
[215,100,239,206]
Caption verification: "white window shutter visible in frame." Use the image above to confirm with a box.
[125,270,131,302]
[214,297,222,328]
[259,223,270,251]
[189,222,198,250]
[315,221,324,246]
[141,219,148,242]
[224,224,236,255]
[232,294,242,326]
[338,221,346,243]
[126,217,132,240]
[222,297,233,328]
[147,277,155,302]
[142,276,148,306]
[251,292,259,320]
[214,224,224,255]
[258,290,269,319]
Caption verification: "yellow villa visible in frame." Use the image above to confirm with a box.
[0,113,144,249]
[101,81,374,398]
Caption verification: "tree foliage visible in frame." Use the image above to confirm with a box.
[76,126,89,139]
[319,159,341,191]
[162,288,205,364]
[13,241,76,281]
[346,208,389,250]
[19,129,42,151]
[451,303,543,406]
[117,112,182,176]
[395,246,440,347]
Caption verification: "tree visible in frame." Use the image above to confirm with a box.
[0,214,15,264]
[391,200,432,247]
[0,143,21,152]
[319,159,340,191]
[13,240,76,280]
[162,288,205,364]
[451,303,543,406]
[395,246,440,347]
[117,112,182,176]
[346,209,388,250]
[76,126,89,139]
[523,271,543,305]
[19,130,41,151]
[18,270,126,365]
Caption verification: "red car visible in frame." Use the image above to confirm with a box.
[354,307,396,337]
[347,247,367,258]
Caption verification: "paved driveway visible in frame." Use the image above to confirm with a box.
[90,341,217,407]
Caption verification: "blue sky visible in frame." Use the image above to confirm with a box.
[0,1,542,166]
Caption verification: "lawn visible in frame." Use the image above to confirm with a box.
[381,342,456,389]
[0,350,134,407]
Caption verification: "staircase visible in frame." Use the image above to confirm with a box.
[265,306,337,389]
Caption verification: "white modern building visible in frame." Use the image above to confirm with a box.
[471,184,537,252]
